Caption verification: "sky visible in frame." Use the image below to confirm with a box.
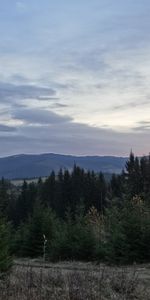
[0,0,150,157]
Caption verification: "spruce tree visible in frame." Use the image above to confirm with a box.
[0,219,12,273]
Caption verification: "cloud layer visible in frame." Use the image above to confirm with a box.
[0,0,150,156]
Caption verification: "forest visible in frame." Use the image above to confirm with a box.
[1,151,150,273]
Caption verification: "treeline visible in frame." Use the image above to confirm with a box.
[1,152,150,270]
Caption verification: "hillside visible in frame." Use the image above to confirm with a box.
[0,153,127,179]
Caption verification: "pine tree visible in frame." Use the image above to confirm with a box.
[125,152,142,197]
[0,219,12,273]
[0,178,10,218]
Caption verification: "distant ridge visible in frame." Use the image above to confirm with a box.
[0,153,128,179]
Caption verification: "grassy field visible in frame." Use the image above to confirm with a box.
[0,260,150,299]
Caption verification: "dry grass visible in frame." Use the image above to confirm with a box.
[0,262,149,300]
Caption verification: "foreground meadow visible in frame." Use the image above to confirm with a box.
[0,260,150,300]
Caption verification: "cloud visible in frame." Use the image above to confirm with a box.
[110,100,150,111]
[138,121,150,125]
[0,82,56,103]
[133,120,150,132]
[53,103,68,108]
[0,124,16,132]
[12,107,72,125]
[0,117,150,157]
[36,96,60,101]
[1,1,150,156]
[134,125,150,132]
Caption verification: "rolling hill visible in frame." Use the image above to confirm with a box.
[0,153,128,179]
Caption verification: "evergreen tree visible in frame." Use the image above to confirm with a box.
[42,171,56,209]
[0,219,12,273]
[125,152,142,197]
[14,204,57,258]
[0,178,10,218]
[15,180,37,224]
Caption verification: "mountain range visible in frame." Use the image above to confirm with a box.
[0,153,128,179]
